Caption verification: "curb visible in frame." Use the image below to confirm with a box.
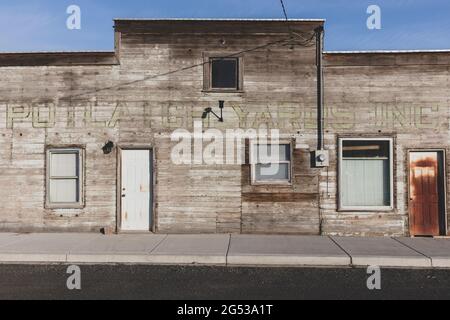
[0,253,443,268]
[350,256,432,268]
[226,255,351,267]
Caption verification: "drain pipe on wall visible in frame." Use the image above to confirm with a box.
[316,26,324,151]
[312,25,328,236]
[312,25,329,168]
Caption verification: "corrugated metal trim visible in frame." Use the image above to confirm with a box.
[326,49,450,54]
[113,18,326,22]
[0,51,115,55]
[0,51,119,67]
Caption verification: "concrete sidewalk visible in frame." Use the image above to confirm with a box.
[0,233,450,268]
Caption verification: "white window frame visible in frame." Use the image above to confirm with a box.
[46,148,84,209]
[338,137,394,212]
[250,141,293,185]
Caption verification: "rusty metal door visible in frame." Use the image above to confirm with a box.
[409,151,442,236]
[121,149,152,231]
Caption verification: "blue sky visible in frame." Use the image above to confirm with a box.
[0,0,449,52]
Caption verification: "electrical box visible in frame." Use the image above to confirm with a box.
[311,150,329,168]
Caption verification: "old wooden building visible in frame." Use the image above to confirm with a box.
[0,19,449,237]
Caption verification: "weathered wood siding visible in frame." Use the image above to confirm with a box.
[1,20,449,236]
[0,20,323,234]
[241,139,321,234]
[323,52,450,236]
[115,20,322,234]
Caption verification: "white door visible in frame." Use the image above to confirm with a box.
[121,149,152,231]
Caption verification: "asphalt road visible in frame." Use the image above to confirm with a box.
[0,264,450,300]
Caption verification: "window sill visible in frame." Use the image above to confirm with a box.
[338,207,395,213]
[202,89,244,94]
[251,181,293,187]
[45,204,85,210]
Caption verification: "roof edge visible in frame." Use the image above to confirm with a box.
[0,51,119,67]
[325,49,450,54]
[0,50,115,55]
[114,18,326,22]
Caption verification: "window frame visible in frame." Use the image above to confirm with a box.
[250,141,293,186]
[203,53,244,92]
[45,147,85,209]
[338,137,394,212]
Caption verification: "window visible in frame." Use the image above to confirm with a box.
[46,148,83,208]
[339,138,393,210]
[203,54,243,91]
[251,143,292,184]
[211,58,238,89]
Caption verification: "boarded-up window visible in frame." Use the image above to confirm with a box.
[46,149,83,208]
[252,144,291,184]
[339,139,393,210]
[211,58,239,89]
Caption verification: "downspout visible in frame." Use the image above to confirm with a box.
[315,26,325,151]
[315,25,325,235]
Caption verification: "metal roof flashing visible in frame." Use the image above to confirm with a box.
[113,18,326,22]
[326,49,450,54]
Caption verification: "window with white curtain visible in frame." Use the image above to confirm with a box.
[339,138,393,210]
[251,143,292,184]
[46,148,83,208]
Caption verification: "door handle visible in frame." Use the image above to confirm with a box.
[122,194,126,198]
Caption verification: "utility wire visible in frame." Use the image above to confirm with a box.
[56,4,315,101]
[53,0,317,101]
[59,37,309,101]
[279,0,294,47]
[280,0,290,23]
[278,0,316,47]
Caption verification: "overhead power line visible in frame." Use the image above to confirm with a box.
[277,0,316,47]
[279,0,290,22]
[56,7,316,100]
[59,33,315,100]
[59,38,296,101]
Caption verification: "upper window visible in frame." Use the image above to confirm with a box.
[251,143,292,184]
[46,148,84,208]
[203,54,243,92]
[211,58,238,89]
[339,138,393,211]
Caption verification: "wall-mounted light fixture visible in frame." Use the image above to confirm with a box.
[102,141,115,155]
[202,100,225,122]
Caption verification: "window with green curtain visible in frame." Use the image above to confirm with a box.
[340,139,391,208]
